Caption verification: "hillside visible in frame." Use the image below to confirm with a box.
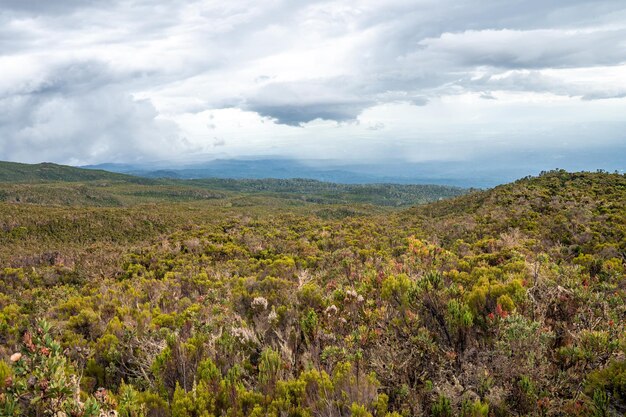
[0,170,624,416]
[0,161,147,183]
[0,161,466,207]
[187,178,467,206]
[408,169,626,257]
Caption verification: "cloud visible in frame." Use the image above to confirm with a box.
[230,5,626,124]
[244,79,375,125]
[414,28,626,69]
[581,91,626,100]
[0,61,186,164]
[0,0,105,15]
[0,0,625,166]
[366,122,386,131]
[455,68,626,100]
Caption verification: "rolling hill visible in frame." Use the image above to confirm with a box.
[0,168,623,416]
[0,161,148,183]
[0,161,467,207]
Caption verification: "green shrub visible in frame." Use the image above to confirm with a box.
[0,320,101,416]
[585,360,626,413]
[431,395,452,417]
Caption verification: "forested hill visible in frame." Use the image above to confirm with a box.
[407,170,626,254]
[186,177,467,205]
[0,161,148,183]
[0,161,466,207]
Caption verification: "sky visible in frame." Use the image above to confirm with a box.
[0,0,625,173]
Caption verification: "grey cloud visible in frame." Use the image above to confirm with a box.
[0,61,186,164]
[21,61,117,96]
[0,0,105,15]
[249,102,366,126]
[459,71,570,95]
[1,0,626,164]
[233,2,626,124]
[457,70,626,100]
[244,80,376,125]
[0,59,162,103]
[366,122,385,131]
[581,91,626,100]
[242,72,434,125]
[0,90,184,164]
[415,28,626,70]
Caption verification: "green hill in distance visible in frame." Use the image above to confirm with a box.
[0,161,149,183]
[0,160,467,207]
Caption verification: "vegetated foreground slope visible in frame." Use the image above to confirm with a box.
[0,170,624,416]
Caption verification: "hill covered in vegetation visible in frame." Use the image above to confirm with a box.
[0,161,147,183]
[0,161,466,207]
[0,169,623,416]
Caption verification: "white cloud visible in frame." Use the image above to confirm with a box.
[0,0,625,167]
[415,28,626,69]
[0,63,186,164]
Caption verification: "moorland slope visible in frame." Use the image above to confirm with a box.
[0,169,623,416]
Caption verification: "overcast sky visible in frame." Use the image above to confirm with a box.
[0,0,625,169]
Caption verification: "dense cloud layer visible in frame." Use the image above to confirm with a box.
[0,0,625,167]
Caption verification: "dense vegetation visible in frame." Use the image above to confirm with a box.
[0,162,466,207]
[0,168,624,416]
[0,162,147,184]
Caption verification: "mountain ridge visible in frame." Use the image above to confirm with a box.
[0,160,467,207]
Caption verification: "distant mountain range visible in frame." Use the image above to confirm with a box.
[5,146,624,189]
[80,148,624,188]
[82,158,513,188]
